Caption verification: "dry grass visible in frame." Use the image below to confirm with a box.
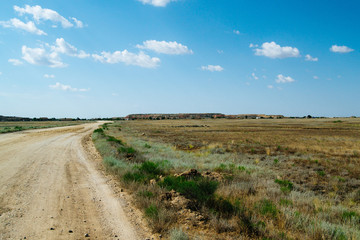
[0,121,88,133]
[94,118,360,239]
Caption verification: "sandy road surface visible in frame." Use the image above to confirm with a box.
[0,123,147,240]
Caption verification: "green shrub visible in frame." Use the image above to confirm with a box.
[317,170,325,176]
[257,199,278,218]
[273,159,279,164]
[139,161,163,176]
[145,204,159,219]
[118,146,136,154]
[144,143,152,148]
[107,135,123,145]
[159,176,218,206]
[123,161,163,183]
[94,128,104,134]
[275,179,293,193]
[238,166,246,171]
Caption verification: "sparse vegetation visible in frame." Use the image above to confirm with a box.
[0,121,88,133]
[92,118,360,239]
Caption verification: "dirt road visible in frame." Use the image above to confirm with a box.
[0,123,147,240]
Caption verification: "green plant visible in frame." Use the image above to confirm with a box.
[169,228,189,240]
[279,198,293,206]
[238,166,246,171]
[145,204,159,219]
[107,135,123,145]
[94,128,104,134]
[275,179,293,193]
[257,199,278,218]
[144,143,152,148]
[159,176,218,206]
[317,170,325,176]
[273,159,279,164]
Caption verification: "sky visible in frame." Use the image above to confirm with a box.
[0,0,359,118]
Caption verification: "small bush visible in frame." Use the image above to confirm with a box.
[94,128,104,134]
[144,143,152,148]
[257,199,278,218]
[238,166,246,171]
[139,161,163,176]
[169,228,189,240]
[107,135,123,145]
[118,146,136,154]
[317,170,325,176]
[275,179,293,193]
[273,159,279,164]
[123,161,163,183]
[145,204,159,219]
[159,176,218,206]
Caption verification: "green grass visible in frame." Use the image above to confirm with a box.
[256,199,278,218]
[274,179,294,194]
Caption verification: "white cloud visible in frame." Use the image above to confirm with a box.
[8,58,23,66]
[92,50,160,68]
[305,54,318,62]
[330,45,354,53]
[233,30,240,35]
[0,72,2,75]
[201,65,224,72]
[0,18,46,35]
[71,17,83,28]
[276,74,295,83]
[313,76,319,79]
[268,85,274,89]
[49,82,89,92]
[137,0,175,7]
[22,45,66,68]
[44,74,55,78]
[137,40,193,55]
[51,38,89,58]
[254,41,300,59]
[217,50,224,54]
[249,43,259,48]
[14,5,79,28]
[20,38,89,68]
[251,73,259,80]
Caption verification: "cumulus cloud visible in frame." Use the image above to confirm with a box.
[233,30,241,35]
[138,0,175,7]
[49,82,89,92]
[92,50,160,68]
[251,73,259,80]
[44,74,55,78]
[0,18,46,35]
[313,76,319,80]
[20,38,89,68]
[330,45,354,53]
[51,38,89,58]
[305,54,318,62]
[14,5,83,28]
[71,17,83,28]
[249,43,259,48]
[201,65,224,72]
[8,58,23,66]
[268,85,274,89]
[137,40,193,55]
[276,74,295,83]
[22,46,66,68]
[0,72,2,75]
[254,41,300,59]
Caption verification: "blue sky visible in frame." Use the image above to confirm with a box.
[0,0,359,118]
